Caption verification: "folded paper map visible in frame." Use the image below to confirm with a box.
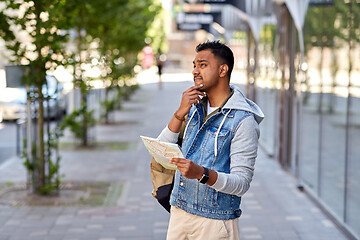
[140,136,184,170]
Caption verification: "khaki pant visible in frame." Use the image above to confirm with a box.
[166,207,240,240]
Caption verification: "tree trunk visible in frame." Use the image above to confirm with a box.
[105,87,110,124]
[34,2,45,194]
[77,27,88,146]
[278,4,288,168]
[318,46,324,113]
[328,49,337,113]
[37,87,45,191]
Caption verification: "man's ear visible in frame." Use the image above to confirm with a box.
[219,64,229,78]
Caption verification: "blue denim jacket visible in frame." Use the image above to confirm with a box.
[169,92,260,220]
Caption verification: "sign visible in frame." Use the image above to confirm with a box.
[176,11,221,32]
[177,23,211,31]
[309,0,333,5]
[5,65,26,88]
[183,0,245,11]
[176,12,215,25]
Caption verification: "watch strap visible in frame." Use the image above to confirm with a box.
[199,167,209,184]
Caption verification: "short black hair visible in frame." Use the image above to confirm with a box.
[195,40,234,78]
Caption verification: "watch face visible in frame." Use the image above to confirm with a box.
[199,167,209,184]
[200,175,209,184]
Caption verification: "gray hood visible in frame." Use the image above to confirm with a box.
[223,84,264,124]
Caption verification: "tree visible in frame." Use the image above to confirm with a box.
[259,24,276,83]
[54,0,102,146]
[147,5,168,55]
[0,0,162,194]
[88,0,160,123]
[0,0,69,194]
[303,1,360,111]
[303,4,339,109]
[57,0,160,129]
[334,0,360,93]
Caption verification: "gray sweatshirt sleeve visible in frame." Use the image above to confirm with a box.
[157,126,179,143]
[211,115,260,197]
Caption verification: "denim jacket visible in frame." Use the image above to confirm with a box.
[168,85,264,220]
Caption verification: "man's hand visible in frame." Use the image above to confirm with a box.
[170,158,218,185]
[176,85,206,119]
[170,158,203,180]
[168,85,206,134]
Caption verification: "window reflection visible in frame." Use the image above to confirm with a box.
[300,90,321,193]
[346,84,360,234]
[257,86,278,156]
[320,87,346,218]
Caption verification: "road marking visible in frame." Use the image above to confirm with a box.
[119,225,136,231]
[285,216,303,221]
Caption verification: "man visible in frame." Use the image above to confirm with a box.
[156,54,164,89]
[157,40,264,240]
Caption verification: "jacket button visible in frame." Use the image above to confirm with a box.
[180,182,185,186]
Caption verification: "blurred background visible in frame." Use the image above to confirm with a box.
[0,0,359,239]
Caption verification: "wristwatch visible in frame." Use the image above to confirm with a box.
[198,167,209,184]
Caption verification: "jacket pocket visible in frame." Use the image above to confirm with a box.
[201,186,218,207]
[204,126,230,154]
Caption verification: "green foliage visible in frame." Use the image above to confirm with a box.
[90,0,159,123]
[303,4,339,52]
[147,3,167,54]
[260,24,277,51]
[0,0,73,195]
[0,11,15,41]
[304,1,360,51]
[122,83,140,101]
[22,139,34,172]
[59,0,159,129]
[59,105,96,140]
[100,96,117,122]
[100,81,140,123]
[333,0,360,44]
[21,127,63,195]
[1,0,161,194]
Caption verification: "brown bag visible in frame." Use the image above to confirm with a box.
[150,120,186,212]
[150,157,175,212]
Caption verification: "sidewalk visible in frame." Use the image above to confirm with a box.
[0,77,350,240]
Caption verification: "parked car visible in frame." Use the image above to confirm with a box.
[41,75,67,119]
[0,108,2,123]
[0,75,66,121]
[0,87,27,121]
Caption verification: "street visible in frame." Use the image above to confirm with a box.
[0,121,17,165]
[0,79,351,240]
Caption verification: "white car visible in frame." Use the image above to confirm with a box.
[0,87,27,121]
[42,75,67,119]
[0,106,3,123]
[0,75,66,121]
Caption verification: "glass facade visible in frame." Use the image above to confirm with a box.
[257,85,278,157]
[247,5,360,237]
[319,88,347,219]
[300,91,321,193]
[256,55,360,239]
[346,79,360,236]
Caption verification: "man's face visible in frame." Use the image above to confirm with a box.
[192,49,222,93]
